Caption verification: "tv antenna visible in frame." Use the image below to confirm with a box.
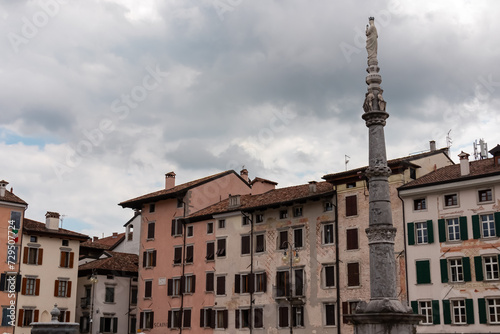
[345,155,350,171]
[446,130,452,148]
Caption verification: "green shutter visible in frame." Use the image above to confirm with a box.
[427,220,434,244]
[416,260,431,284]
[440,259,448,283]
[472,215,481,239]
[407,222,415,246]
[466,299,474,324]
[463,257,471,282]
[460,216,468,240]
[432,300,440,324]
[478,298,487,324]
[410,301,418,314]
[438,219,446,242]
[495,212,500,237]
[474,256,484,281]
[442,300,451,324]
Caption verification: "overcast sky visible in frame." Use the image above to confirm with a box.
[1,0,499,238]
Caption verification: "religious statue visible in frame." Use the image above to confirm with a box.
[378,92,386,111]
[366,17,378,61]
[363,91,375,112]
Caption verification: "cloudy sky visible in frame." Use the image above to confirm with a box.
[1,0,499,238]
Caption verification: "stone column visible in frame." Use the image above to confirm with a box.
[345,17,422,334]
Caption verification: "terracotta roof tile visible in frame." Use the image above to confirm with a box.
[400,158,500,190]
[0,189,28,206]
[23,218,89,240]
[81,233,125,250]
[79,251,138,273]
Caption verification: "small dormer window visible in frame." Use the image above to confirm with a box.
[229,195,241,207]
[177,198,183,208]
[62,240,69,246]
[149,204,155,213]
[346,182,356,188]
[30,236,37,243]
[409,168,416,180]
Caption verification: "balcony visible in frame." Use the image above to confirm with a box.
[272,283,305,302]
[81,297,90,309]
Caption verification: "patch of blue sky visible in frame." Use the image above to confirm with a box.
[0,128,59,148]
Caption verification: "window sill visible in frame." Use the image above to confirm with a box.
[103,302,116,305]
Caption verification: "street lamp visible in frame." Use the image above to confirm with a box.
[281,242,299,334]
[89,274,98,334]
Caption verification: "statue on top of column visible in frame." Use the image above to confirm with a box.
[366,17,378,62]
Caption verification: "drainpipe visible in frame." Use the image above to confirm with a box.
[398,192,410,305]
[333,189,341,333]
[127,276,131,334]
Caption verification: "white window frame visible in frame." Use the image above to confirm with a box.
[186,225,193,238]
[451,299,466,324]
[481,213,496,238]
[172,277,181,297]
[449,258,464,283]
[184,275,194,294]
[415,222,428,244]
[218,219,226,229]
[279,209,288,219]
[487,298,500,324]
[418,300,432,325]
[324,302,336,327]
[207,222,213,234]
[478,188,494,204]
[293,206,303,218]
[444,193,459,208]
[484,255,500,281]
[322,222,335,245]
[446,218,460,241]
[413,198,426,211]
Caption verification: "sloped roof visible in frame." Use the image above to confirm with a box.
[0,186,28,206]
[23,218,89,241]
[79,251,138,275]
[399,158,500,190]
[119,170,250,209]
[81,233,125,250]
[186,181,334,221]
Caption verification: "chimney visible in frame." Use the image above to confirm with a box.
[458,151,470,176]
[0,180,8,197]
[45,211,60,230]
[165,172,176,190]
[429,140,436,152]
[240,169,249,182]
[112,232,118,238]
[309,181,317,193]
[93,236,99,242]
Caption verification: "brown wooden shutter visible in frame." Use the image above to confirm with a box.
[171,219,176,236]
[279,231,288,249]
[345,195,357,216]
[167,279,173,296]
[69,252,74,268]
[183,309,191,328]
[191,275,196,293]
[60,252,66,267]
[186,246,193,263]
[34,309,39,322]
[234,274,240,293]
[139,312,144,329]
[142,252,147,267]
[167,311,172,328]
[241,235,250,255]
[206,242,214,260]
[35,279,40,296]
[217,276,225,295]
[152,250,157,267]
[235,309,240,329]
[254,308,263,328]
[67,281,72,297]
[223,310,228,328]
[200,309,205,328]
[54,280,59,297]
[347,229,359,250]
[176,220,183,235]
[148,222,155,239]
[65,311,70,322]
[347,263,360,286]
[18,309,24,327]
[21,277,27,295]
[37,248,43,265]
[23,247,28,264]
[206,273,214,292]
[342,302,348,323]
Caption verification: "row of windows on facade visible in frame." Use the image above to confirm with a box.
[4,242,73,267]
[407,212,500,245]
[413,188,494,211]
[0,274,72,297]
[0,308,72,327]
[414,255,500,285]
[138,303,338,331]
[412,298,500,326]
[78,316,121,333]
[142,263,359,300]
[142,223,359,268]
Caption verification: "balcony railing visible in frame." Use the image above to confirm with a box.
[81,297,90,309]
[272,283,305,300]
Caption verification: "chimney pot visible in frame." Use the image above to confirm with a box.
[429,140,436,152]
[112,232,118,237]
[45,211,60,230]
[308,181,318,193]
[240,169,249,182]
[458,151,470,176]
[93,236,99,242]
[0,180,8,197]
[165,171,176,190]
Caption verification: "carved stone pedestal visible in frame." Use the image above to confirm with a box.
[347,312,423,334]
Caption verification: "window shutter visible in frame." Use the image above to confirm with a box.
[474,256,484,281]
[463,257,471,282]
[346,229,359,250]
[60,252,66,267]
[438,219,446,242]
[279,307,288,327]
[167,279,173,296]
[35,279,40,296]
[152,250,157,267]
[442,300,451,324]
[235,310,240,329]
[410,301,418,314]
[249,273,254,293]
[192,275,196,293]
[407,223,415,245]
[478,298,487,324]
[294,229,303,248]
[112,317,118,333]
[209,309,215,329]
[171,219,176,236]
[345,195,357,216]
[325,266,335,287]
[241,235,250,255]
[150,312,154,328]
[142,252,147,268]
[21,277,27,295]
[427,220,434,243]
[200,309,205,328]
[37,248,43,265]
[23,247,28,264]
[440,259,448,283]
[17,309,23,327]
[15,275,21,292]
[459,216,468,240]
[223,310,228,328]
[69,252,74,268]
[67,281,72,297]
[235,274,240,294]
[0,274,5,291]
[66,311,70,323]
[34,309,39,322]
[255,308,263,328]
[183,309,191,328]
[472,215,480,239]
[180,276,185,294]
[495,212,500,237]
[54,280,59,297]
[206,273,214,292]
[177,220,183,236]
[416,260,431,284]
[466,298,474,324]
[342,302,348,323]
[432,300,440,324]
[139,312,144,329]
[148,222,155,239]
[167,311,172,328]
[100,317,104,332]
[262,272,267,292]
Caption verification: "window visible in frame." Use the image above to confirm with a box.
[256,214,264,223]
[242,216,249,226]
[207,222,213,234]
[324,303,336,326]
[144,280,152,298]
[22,277,39,296]
[147,221,155,239]
[279,209,288,219]
[347,182,356,188]
[99,316,118,333]
[255,233,265,253]
[416,222,428,244]
[140,311,153,330]
[168,309,183,329]
[236,309,250,328]
[186,225,193,237]
[254,272,267,293]
[323,264,335,288]
[235,274,251,294]
[276,269,303,297]
[24,247,42,265]
[62,239,69,246]
[324,202,333,212]
[216,276,226,295]
[449,258,464,282]
[414,198,426,210]
[278,230,288,249]
[1,273,20,292]
[216,239,226,257]
[347,262,360,287]
[10,211,21,229]
[418,301,433,325]
[345,195,357,217]
[254,308,264,328]
[171,219,182,236]
[487,298,500,324]
[278,306,289,328]
[278,306,303,328]
[149,203,155,213]
[54,280,71,298]
[60,251,74,268]
[206,242,215,261]
[415,260,431,284]
[241,235,250,255]
[346,228,358,250]
[293,206,303,218]
[167,277,181,297]
[185,245,194,264]
[293,228,303,248]
[105,286,115,303]
[174,246,182,265]
[19,308,38,327]
[177,198,183,208]
[218,219,226,229]
[440,257,471,283]
[143,249,156,268]
[409,167,416,180]
[479,189,493,203]
[79,315,90,333]
[129,316,136,333]
[276,271,289,297]
[439,217,468,242]
[30,236,37,243]
[205,272,214,292]
[447,218,460,241]
[444,194,458,207]
[215,309,228,329]
[200,308,213,328]
[57,309,69,323]
[342,301,360,323]
[452,300,466,324]
[131,286,138,305]
[322,223,334,245]
[484,255,499,280]
[184,275,196,294]
[481,213,495,238]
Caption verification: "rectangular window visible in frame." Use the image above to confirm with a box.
[185,245,194,264]
[484,255,499,280]
[240,274,251,294]
[325,303,336,326]
[177,198,183,208]
[416,222,428,244]
[278,306,288,328]
[255,234,265,253]
[323,223,335,245]
[23,277,38,296]
[324,202,333,212]
[241,235,250,255]
[105,286,115,303]
[444,194,458,207]
[254,272,267,293]
[481,213,495,238]
[236,309,250,329]
[479,189,493,203]
[55,280,71,298]
[347,262,360,287]
[449,258,464,282]
[293,228,303,248]
[216,239,226,257]
[143,249,156,268]
[147,221,155,239]
[215,310,227,329]
[184,275,195,294]
[293,206,303,217]
[170,310,181,329]
[278,230,288,249]
[279,209,288,219]
[207,222,213,234]
[294,269,304,297]
[345,195,357,217]
[488,298,500,324]
[218,219,225,229]
[171,219,182,236]
[347,182,356,188]
[419,301,433,324]
[276,271,289,298]
[256,214,264,223]
[131,286,137,305]
[414,198,426,210]
[144,280,152,298]
[149,204,155,213]
[186,225,193,237]
[27,247,39,265]
[452,300,466,324]
[10,211,21,229]
[323,265,335,288]
[447,218,460,241]
[292,306,304,327]
[206,272,214,292]
[242,216,249,226]
[21,309,36,327]
[254,308,263,328]
[169,277,181,297]
[79,315,90,333]
[174,247,182,265]
[216,276,225,296]
[206,242,215,261]
[59,251,74,268]
[141,311,153,330]
[346,228,358,250]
